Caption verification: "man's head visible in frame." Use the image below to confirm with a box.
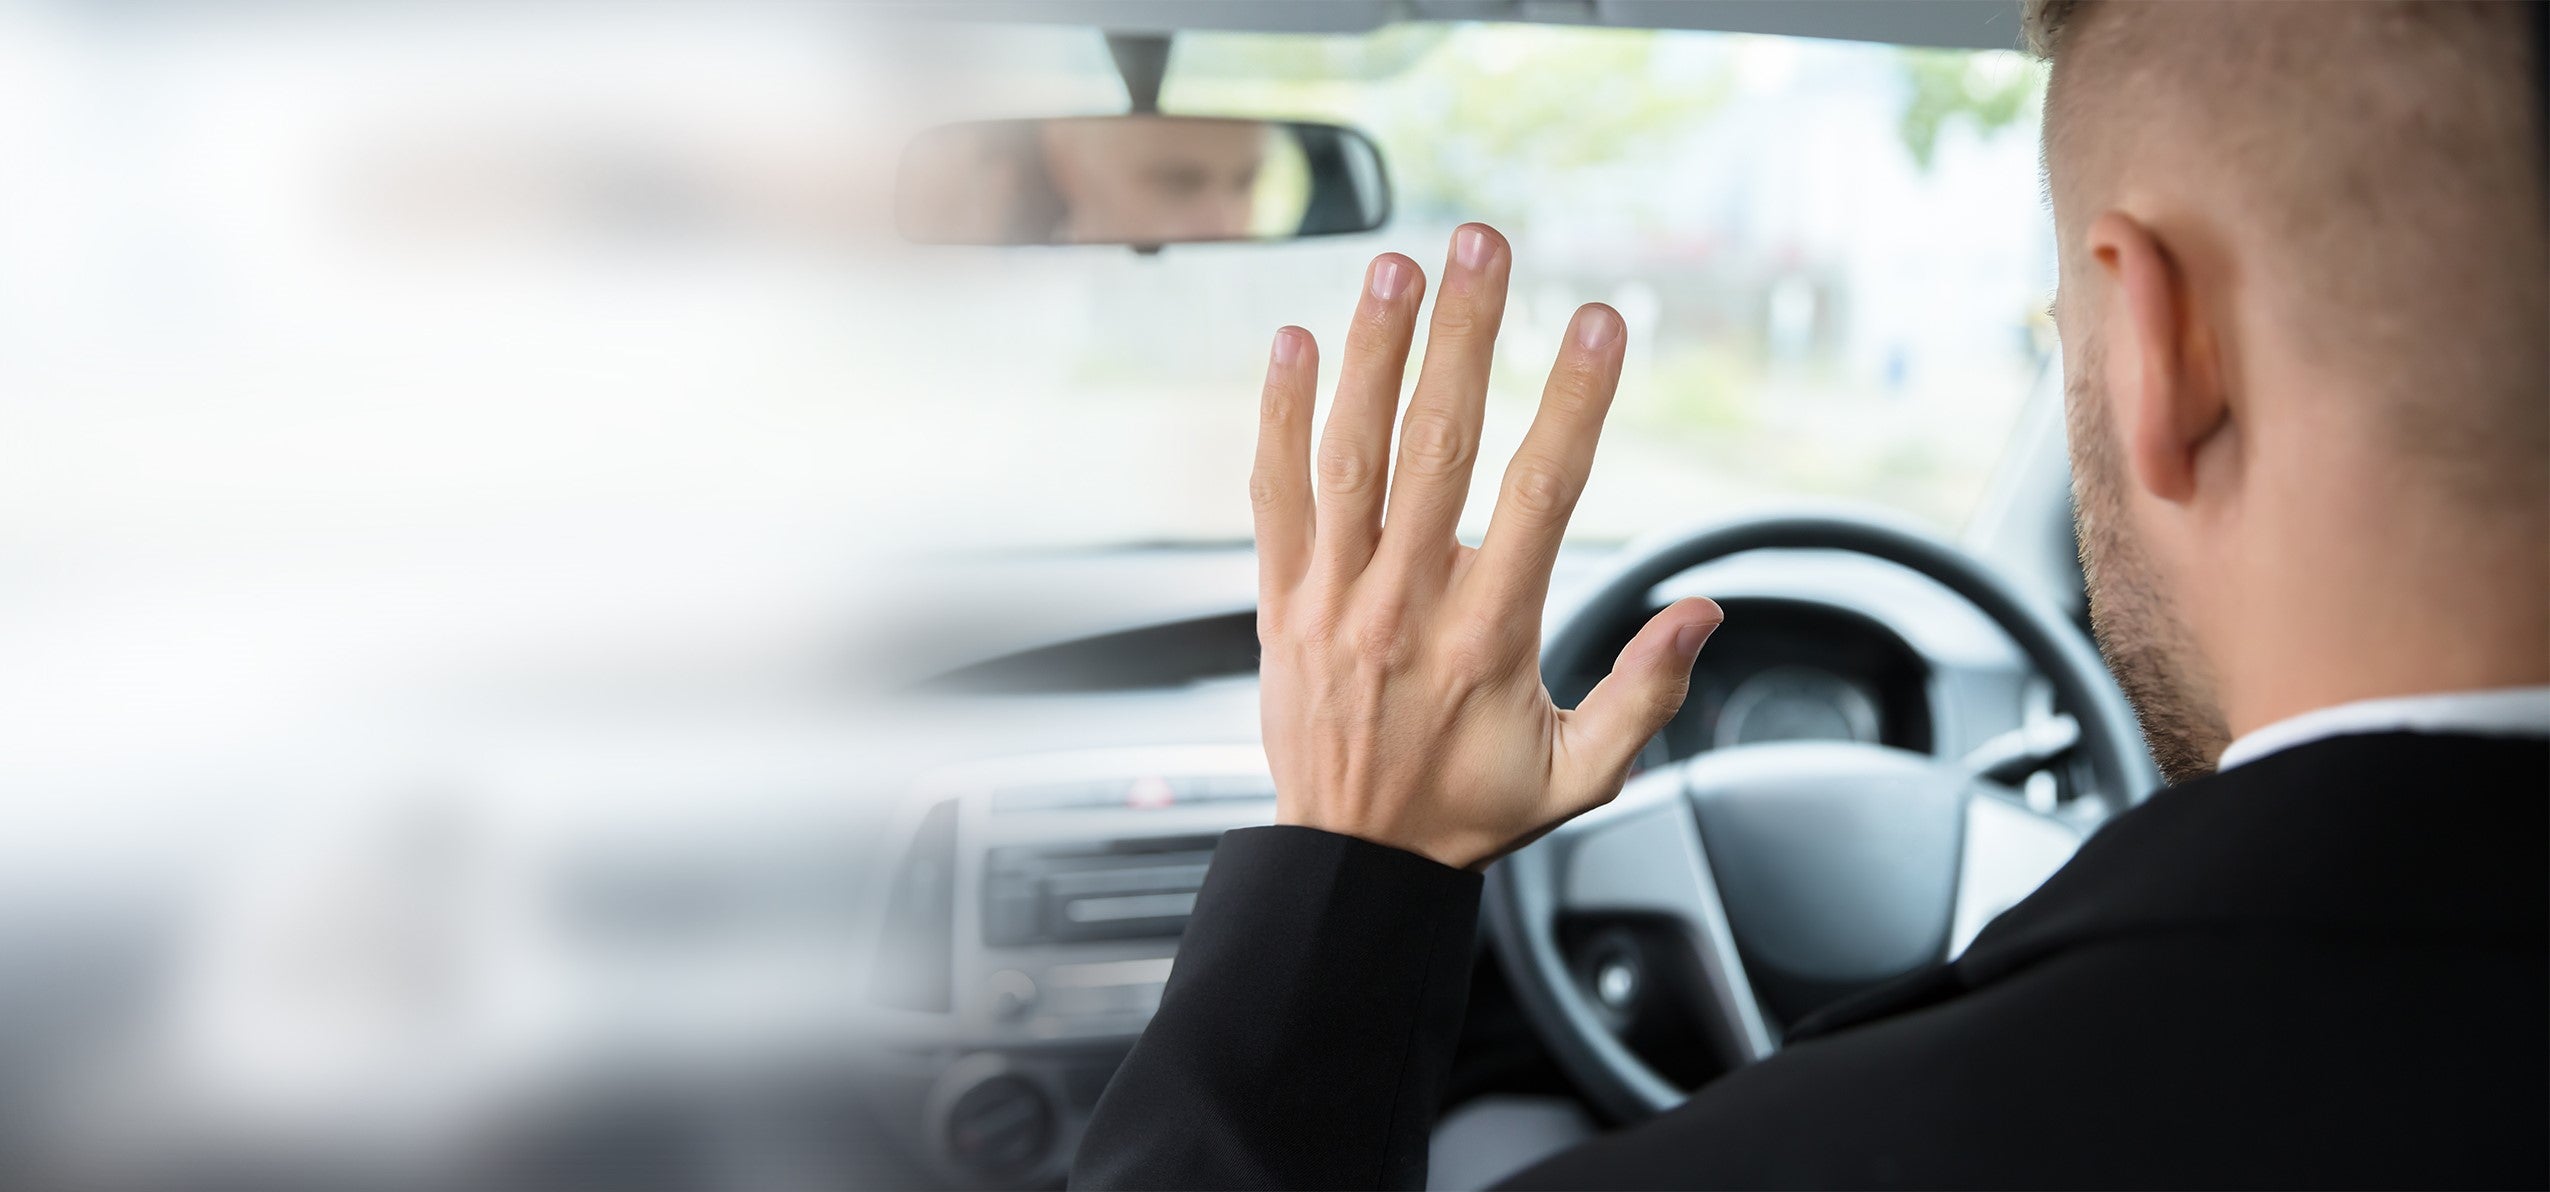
[2029,0,2549,782]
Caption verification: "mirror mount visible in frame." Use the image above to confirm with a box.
[1105,33,1171,116]
[1107,33,1175,252]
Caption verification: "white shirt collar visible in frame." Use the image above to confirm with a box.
[2215,685,2550,772]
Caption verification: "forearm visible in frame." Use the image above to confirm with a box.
[1069,825,1483,1191]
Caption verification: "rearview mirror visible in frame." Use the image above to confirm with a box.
[897,116,1390,248]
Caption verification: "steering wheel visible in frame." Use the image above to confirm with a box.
[1483,510,2157,1122]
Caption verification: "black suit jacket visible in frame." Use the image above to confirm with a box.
[1072,733,2549,1189]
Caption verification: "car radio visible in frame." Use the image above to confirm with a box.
[981,835,1219,947]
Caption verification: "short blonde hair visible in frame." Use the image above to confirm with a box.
[2031,0,2546,501]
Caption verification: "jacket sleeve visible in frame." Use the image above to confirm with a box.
[1069,825,1484,1191]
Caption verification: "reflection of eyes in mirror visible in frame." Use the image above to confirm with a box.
[1042,117,1271,244]
[897,116,1389,248]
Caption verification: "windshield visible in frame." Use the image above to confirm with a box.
[886,22,2054,548]
[0,16,2051,566]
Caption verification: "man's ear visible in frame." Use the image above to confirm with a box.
[2086,211,2228,505]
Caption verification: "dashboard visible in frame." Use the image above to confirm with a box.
[857,545,2068,1186]
[0,542,2078,1191]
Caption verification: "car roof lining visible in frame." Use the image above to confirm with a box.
[905,1,2027,53]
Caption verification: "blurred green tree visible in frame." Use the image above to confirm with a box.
[1167,25,1732,227]
[1896,49,2044,171]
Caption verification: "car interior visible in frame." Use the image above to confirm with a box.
[0,2,2166,1190]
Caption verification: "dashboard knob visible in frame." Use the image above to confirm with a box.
[987,968,1038,1020]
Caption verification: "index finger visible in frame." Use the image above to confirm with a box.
[1467,304,1626,614]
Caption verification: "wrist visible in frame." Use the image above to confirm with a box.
[1274,805,1490,871]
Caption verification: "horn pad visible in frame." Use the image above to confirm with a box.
[1684,743,1967,1025]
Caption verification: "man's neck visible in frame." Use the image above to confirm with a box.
[2206,484,2550,742]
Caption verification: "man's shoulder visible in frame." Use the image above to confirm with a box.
[1498,732,2549,1190]
[1504,924,2546,1189]
[1963,730,2547,961]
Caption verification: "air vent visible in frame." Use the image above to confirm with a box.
[941,1073,1055,1181]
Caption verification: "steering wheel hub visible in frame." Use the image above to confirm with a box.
[1682,744,1967,1020]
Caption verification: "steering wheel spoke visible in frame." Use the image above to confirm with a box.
[1547,768,1777,1067]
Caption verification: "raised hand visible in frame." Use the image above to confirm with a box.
[1252,223,1723,870]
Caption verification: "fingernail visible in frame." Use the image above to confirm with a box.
[1455,225,1494,271]
[1673,620,1718,657]
[1573,305,1620,350]
[1368,256,1409,301]
[1272,327,1303,365]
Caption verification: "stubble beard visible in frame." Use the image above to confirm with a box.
[2064,349,2233,785]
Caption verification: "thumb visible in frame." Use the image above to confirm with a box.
[1558,596,1723,799]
